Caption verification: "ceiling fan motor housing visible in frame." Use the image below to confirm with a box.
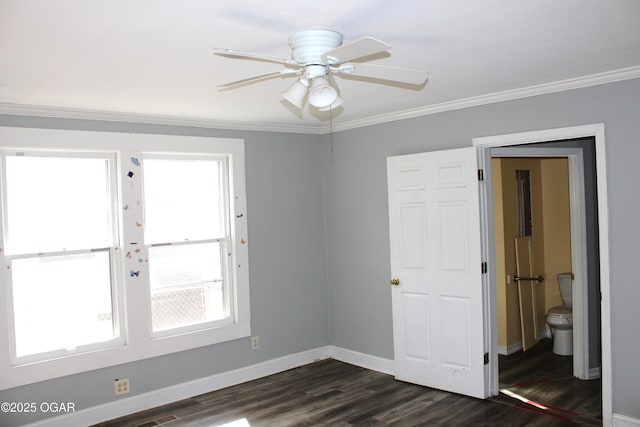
[289,30,343,65]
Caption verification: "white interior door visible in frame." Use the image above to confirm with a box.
[387,147,486,399]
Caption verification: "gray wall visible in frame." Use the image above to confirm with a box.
[0,117,329,426]
[322,78,640,419]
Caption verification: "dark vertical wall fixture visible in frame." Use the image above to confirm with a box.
[516,169,533,238]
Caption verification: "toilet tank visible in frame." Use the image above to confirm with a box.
[557,273,573,307]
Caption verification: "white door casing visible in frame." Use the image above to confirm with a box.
[473,123,611,425]
[387,147,486,399]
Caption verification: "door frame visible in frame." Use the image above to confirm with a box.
[472,123,611,425]
[489,146,588,375]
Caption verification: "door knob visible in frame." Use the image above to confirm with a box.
[390,277,400,286]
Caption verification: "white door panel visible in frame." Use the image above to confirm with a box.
[400,205,427,269]
[403,293,430,359]
[388,147,486,399]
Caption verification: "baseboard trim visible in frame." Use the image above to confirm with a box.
[497,330,551,356]
[498,341,523,356]
[613,414,640,427]
[327,346,395,376]
[28,346,332,427]
[27,346,394,427]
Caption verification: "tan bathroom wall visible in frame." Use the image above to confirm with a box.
[494,157,573,350]
[494,158,546,349]
[540,158,572,317]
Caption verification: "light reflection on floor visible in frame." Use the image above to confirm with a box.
[500,388,549,410]
[218,418,251,427]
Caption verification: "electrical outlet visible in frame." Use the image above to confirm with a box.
[251,336,259,350]
[114,378,130,396]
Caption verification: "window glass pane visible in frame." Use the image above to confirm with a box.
[143,159,224,243]
[149,242,227,332]
[5,155,113,254]
[11,252,116,357]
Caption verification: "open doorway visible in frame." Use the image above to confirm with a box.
[491,151,602,423]
[473,124,611,422]
[489,139,601,377]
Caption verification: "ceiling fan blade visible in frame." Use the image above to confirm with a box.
[321,37,391,64]
[217,68,301,88]
[213,48,297,66]
[334,63,428,85]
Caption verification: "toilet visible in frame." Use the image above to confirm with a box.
[545,273,573,356]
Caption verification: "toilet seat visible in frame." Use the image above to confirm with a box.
[546,305,572,329]
[548,305,571,316]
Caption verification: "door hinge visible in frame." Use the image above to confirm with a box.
[484,352,489,365]
[478,169,484,181]
[482,262,487,274]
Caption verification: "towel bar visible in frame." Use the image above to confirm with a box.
[513,274,544,283]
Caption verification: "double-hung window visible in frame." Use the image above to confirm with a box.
[143,155,232,335]
[2,151,120,363]
[0,127,250,390]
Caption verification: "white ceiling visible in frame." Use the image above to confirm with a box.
[1,0,639,133]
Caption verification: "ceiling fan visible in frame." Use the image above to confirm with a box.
[213,29,429,111]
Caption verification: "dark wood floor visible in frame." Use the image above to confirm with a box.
[496,338,601,425]
[95,339,601,427]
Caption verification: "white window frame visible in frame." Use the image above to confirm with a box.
[142,153,235,338]
[1,149,124,366]
[0,127,250,390]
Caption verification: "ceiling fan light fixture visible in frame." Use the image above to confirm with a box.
[308,76,337,108]
[318,95,344,112]
[281,78,309,109]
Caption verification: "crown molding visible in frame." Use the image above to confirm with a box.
[329,65,640,133]
[1,66,639,135]
[0,103,327,135]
